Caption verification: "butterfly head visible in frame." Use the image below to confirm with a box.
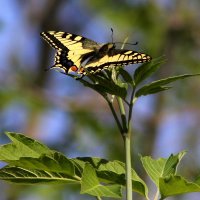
[98,43,115,56]
[107,43,115,49]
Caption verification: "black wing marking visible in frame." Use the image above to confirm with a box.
[40,31,100,51]
[83,43,151,73]
[40,31,101,73]
[41,32,151,74]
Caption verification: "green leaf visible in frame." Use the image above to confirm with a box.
[80,73,127,99]
[163,151,185,176]
[73,157,149,198]
[159,175,200,199]
[136,74,200,97]
[0,133,148,198]
[81,163,122,198]
[69,67,129,99]
[72,157,108,170]
[0,166,79,184]
[97,160,148,198]
[118,68,133,84]
[134,57,165,85]
[131,169,149,199]
[0,132,52,161]
[10,152,75,176]
[111,68,129,90]
[140,151,186,187]
[0,132,76,178]
[136,85,171,96]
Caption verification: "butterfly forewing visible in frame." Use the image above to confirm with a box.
[84,45,151,72]
[40,31,101,73]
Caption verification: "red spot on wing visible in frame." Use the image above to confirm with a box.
[70,65,78,72]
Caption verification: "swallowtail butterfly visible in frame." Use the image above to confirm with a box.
[40,31,151,75]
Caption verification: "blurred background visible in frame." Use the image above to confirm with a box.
[0,0,200,199]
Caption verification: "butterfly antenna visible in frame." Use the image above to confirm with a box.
[115,41,139,46]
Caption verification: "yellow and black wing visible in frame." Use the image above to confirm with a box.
[84,43,151,73]
[40,31,101,73]
[41,32,151,75]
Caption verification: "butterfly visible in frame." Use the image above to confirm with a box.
[40,31,151,75]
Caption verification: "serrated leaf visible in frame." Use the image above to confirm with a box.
[159,175,200,199]
[0,133,148,198]
[72,157,107,169]
[0,166,79,184]
[9,152,75,176]
[136,74,200,97]
[73,157,149,198]
[134,57,165,85]
[71,157,108,177]
[141,151,186,187]
[81,163,122,198]
[98,160,127,174]
[0,133,76,177]
[0,132,52,161]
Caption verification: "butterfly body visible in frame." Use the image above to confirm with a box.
[40,31,151,75]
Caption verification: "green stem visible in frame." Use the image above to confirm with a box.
[119,88,137,200]
[125,89,137,200]
[127,88,137,129]
[107,89,136,200]
[125,127,132,200]
[117,97,127,135]
[96,196,102,200]
[106,97,123,135]
[117,97,132,200]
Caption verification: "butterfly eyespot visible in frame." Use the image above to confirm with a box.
[70,65,78,72]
